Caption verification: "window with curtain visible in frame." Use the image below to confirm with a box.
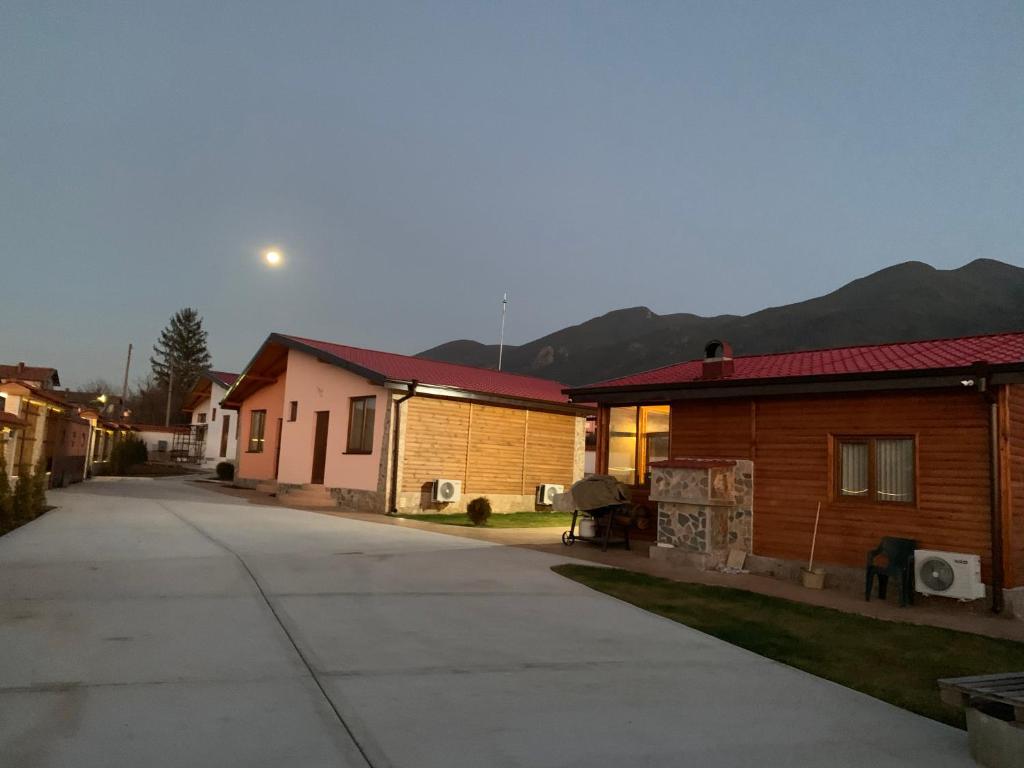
[248,410,266,453]
[836,436,914,503]
[347,396,376,454]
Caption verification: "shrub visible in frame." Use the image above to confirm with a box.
[111,436,148,474]
[466,496,492,527]
[28,457,48,518]
[12,469,33,524]
[215,461,235,481]
[0,450,13,531]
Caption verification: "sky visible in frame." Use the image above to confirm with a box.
[1,1,1022,387]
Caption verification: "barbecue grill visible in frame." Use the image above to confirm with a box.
[560,475,635,551]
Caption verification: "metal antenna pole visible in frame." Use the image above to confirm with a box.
[120,343,132,417]
[498,292,508,371]
[164,367,174,427]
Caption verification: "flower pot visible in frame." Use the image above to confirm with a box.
[801,566,826,590]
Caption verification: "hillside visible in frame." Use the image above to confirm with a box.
[418,259,1024,385]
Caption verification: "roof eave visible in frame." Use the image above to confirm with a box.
[384,380,592,415]
[566,362,1024,404]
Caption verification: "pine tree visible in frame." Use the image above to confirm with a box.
[150,307,212,399]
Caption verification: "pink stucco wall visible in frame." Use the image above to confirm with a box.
[237,372,287,482]
[277,349,387,490]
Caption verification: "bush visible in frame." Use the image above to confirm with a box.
[28,457,48,518]
[111,436,148,474]
[215,461,235,481]
[12,469,33,524]
[466,496,492,527]
[0,450,13,531]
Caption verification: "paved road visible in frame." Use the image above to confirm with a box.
[0,478,969,767]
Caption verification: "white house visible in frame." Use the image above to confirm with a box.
[182,371,240,467]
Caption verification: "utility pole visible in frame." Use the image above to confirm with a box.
[120,343,132,418]
[164,367,174,427]
[498,292,508,371]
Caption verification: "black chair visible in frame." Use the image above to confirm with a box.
[865,537,917,607]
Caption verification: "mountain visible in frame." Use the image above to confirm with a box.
[418,259,1024,386]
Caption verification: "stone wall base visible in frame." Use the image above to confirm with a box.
[649,544,719,571]
[395,491,544,514]
[329,487,385,514]
[1002,587,1024,620]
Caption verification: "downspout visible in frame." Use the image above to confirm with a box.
[978,372,1005,614]
[388,380,418,515]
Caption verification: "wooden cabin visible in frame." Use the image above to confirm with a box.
[223,333,589,514]
[565,333,1024,616]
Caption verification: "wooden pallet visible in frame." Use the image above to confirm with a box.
[939,673,1024,725]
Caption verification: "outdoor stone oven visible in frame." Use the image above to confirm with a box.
[648,458,753,569]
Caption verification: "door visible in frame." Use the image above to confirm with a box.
[311,411,330,485]
[219,414,230,457]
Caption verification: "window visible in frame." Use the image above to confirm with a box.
[248,410,267,453]
[197,412,207,424]
[346,396,376,453]
[606,405,670,486]
[836,436,915,503]
[289,401,298,422]
[212,408,217,422]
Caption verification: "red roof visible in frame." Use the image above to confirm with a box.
[280,334,572,404]
[0,364,59,387]
[574,331,1024,391]
[208,371,240,389]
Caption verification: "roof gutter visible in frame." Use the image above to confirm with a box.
[976,366,1005,614]
[388,380,418,515]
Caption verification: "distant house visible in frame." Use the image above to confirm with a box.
[182,371,240,466]
[222,333,590,513]
[130,424,190,460]
[566,332,1024,617]
[0,379,90,486]
[0,363,60,390]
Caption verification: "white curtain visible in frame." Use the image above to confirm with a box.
[839,442,869,497]
[876,438,914,503]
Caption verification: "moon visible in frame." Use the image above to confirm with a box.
[263,250,282,267]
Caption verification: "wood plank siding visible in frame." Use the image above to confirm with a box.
[1005,386,1024,588]
[669,389,1005,582]
[402,396,577,495]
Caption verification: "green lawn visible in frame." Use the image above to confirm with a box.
[396,511,574,528]
[553,564,1024,729]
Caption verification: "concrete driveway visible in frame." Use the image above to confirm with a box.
[0,478,969,767]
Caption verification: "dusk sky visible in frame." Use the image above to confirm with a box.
[2,2,1022,387]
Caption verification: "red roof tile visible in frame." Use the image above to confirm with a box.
[208,371,240,388]
[574,331,1024,391]
[280,334,572,404]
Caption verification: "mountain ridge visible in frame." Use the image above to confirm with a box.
[418,259,1024,385]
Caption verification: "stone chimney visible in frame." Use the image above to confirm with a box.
[701,340,734,379]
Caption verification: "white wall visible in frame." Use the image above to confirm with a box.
[189,383,238,465]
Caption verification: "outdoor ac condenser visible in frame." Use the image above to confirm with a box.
[536,483,564,506]
[914,550,986,600]
[431,478,461,503]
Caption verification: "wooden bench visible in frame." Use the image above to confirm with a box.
[938,673,1024,768]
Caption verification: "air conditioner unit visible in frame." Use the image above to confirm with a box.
[431,478,461,503]
[915,550,986,600]
[536,483,564,506]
